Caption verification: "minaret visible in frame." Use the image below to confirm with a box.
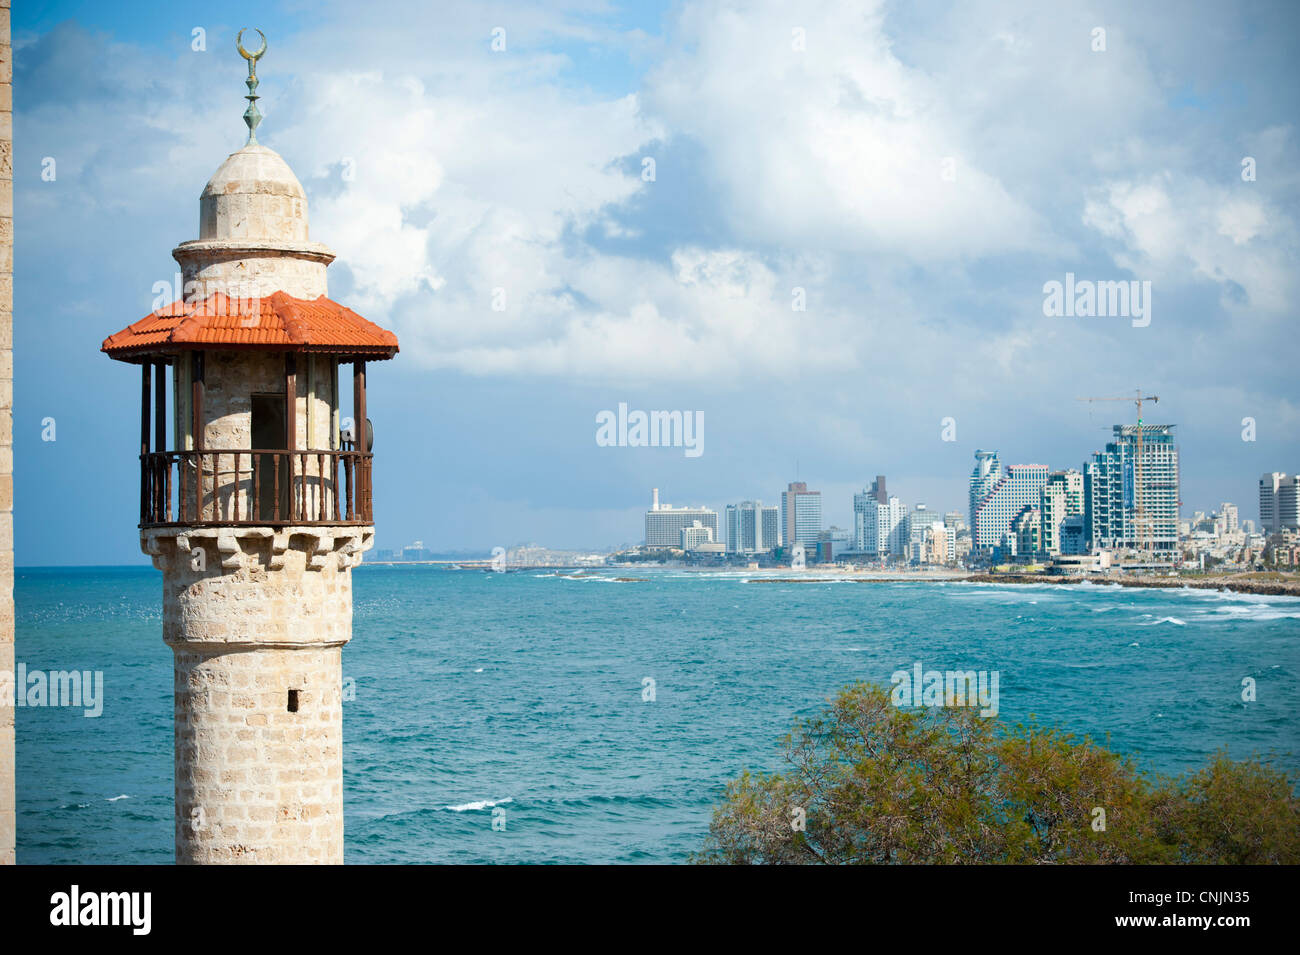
[101,32,399,864]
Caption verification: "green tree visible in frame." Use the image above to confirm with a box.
[695,682,1298,864]
[1153,752,1300,864]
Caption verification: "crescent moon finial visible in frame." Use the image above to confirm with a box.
[236,28,267,62]
[235,29,268,145]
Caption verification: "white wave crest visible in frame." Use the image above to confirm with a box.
[444,796,513,812]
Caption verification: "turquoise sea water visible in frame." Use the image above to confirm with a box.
[14,565,1300,864]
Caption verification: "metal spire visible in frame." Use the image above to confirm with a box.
[236,28,268,144]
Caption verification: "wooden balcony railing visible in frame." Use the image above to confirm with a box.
[140,449,373,527]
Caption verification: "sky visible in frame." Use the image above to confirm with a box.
[11,0,1300,565]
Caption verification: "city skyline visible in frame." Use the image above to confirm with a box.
[627,419,1293,562]
[627,418,1268,552]
[373,431,1277,560]
[611,421,1278,560]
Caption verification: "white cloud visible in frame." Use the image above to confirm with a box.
[642,0,1051,259]
[1082,174,1297,312]
[251,0,1075,383]
[19,2,1300,421]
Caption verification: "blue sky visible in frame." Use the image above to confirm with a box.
[12,0,1300,565]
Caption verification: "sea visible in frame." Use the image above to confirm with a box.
[13,565,1300,864]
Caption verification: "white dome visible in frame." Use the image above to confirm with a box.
[175,144,335,301]
[199,144,310,242]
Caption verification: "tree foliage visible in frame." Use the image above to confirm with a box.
[695,682,1299,864]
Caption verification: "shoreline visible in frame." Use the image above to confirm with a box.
[741,571,1300,597]
[361,560,1300,598]
[961,573,1300,598]
[664,566,1300,597]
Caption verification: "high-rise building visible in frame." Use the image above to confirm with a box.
[1013,506,1041,557]
[923,523,955,565]
[1059,514,1088,555]
[1281,477,1300,531]
[760,505,780,551]
[1260,473,1283,534]
[969,450,1002,529]
[782,482,822,547]
[972,463,1050,550]
[680,521,715,550]
[907,503,943,563]
[645,490,718,548]
[1039,469,1084,556]
[1085,425,1180,555]
[725,500,780,553]
[853,476,908,557]
[852,487,874,551]
[1220,502,1239,535]
[856,494,907,558]
[725,503,744,552]
[1260,473,1299,534]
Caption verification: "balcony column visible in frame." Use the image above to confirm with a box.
[353,360,366,445]
[191,352,204,451]
[190,352,204,523]
[141,362,151,522]
[154,359,166,521]
[353,359,366,519]
[154,359,167,452]
[285,353,298,453]
[286,353,297,522]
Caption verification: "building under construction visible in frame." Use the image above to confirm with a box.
[1084,424,1181,557]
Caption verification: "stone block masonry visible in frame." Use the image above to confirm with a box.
[172,645,344,863]
[145,525,371,864]
[0,0,14,868]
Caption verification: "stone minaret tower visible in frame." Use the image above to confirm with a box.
[101,33,398,864]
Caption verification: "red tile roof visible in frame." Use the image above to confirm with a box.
[102,290,399,361]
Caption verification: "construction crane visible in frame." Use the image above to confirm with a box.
[1077,390,1160,561]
